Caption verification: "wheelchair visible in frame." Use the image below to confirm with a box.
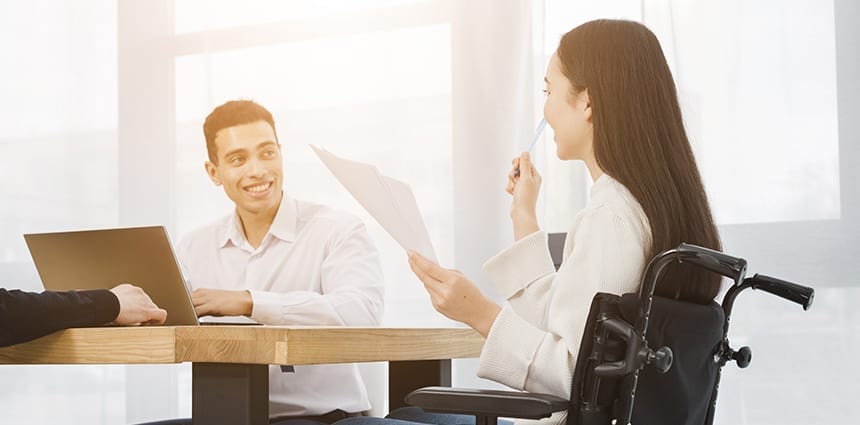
[405,242,815,425]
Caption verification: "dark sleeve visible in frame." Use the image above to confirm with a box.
[0,288,120,347]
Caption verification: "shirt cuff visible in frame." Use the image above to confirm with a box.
[482,231,556,299]
[248,290,280,323]
[476,305,545,391]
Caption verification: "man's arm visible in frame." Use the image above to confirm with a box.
[184,215,384,325]
[0,284,167,347]
[248,219,385,326]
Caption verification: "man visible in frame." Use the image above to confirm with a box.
[177,100,384,423]
[0,283,167,347]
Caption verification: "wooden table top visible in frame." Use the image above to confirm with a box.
[0,326,485,366]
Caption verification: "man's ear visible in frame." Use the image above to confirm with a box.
[205,161,221,186]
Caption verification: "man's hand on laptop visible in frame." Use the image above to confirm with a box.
[191,288,253,317]
[110,284,168,325]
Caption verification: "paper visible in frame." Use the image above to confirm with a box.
[311,145,438,263]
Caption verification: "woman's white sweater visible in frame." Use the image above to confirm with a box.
[478,174,652,425]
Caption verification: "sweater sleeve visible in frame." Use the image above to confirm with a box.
[482,231,557,331]
[0,288,120,347]
[477,207,647,398]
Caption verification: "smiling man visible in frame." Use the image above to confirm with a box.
[176,100,384,424]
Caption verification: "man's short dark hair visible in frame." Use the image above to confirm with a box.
[203,100,277,163]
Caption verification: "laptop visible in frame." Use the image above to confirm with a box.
[24,226,201,326]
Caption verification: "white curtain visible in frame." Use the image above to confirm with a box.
[641,1,855,423]
[0,1,128,423]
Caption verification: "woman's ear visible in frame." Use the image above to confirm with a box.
[582,89,593,124]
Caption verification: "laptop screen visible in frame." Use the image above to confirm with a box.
[24,226,200,326]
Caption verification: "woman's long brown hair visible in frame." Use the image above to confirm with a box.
[557,19,722,303]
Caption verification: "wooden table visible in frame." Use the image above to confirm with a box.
[0,326,485,425]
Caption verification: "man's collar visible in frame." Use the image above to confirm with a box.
[268,193,297,243]
[218,214,243,248]
[218,193,298,248]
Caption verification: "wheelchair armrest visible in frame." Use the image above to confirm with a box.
[405,386,568,420]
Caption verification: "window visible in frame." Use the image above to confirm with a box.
[171,3,456,329]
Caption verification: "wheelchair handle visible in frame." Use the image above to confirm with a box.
[676,243,747,283]
[593,317,637,377]
[745,273,814,310]
[592,317,674,377]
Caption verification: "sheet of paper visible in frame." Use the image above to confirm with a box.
[311,145,438,263]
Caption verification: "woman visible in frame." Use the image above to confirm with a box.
[347,18,721,425]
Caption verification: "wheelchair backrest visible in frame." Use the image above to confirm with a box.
[629,296,724,425]
[567,293,724,425]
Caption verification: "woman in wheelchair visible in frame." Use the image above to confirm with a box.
[341,18,723,425]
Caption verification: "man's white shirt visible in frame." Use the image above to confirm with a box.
[177,193,385,416]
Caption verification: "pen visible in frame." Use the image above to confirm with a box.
[514,118,547,178]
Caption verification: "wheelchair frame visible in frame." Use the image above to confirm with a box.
[598,243,814,424]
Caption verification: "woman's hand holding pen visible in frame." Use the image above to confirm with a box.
[408,250,501,338]
[507,151,542,241]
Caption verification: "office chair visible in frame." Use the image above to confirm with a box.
[405,240,814,425]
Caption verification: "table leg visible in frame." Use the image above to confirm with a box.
[388,359,452,411]
[192,362,269,425]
